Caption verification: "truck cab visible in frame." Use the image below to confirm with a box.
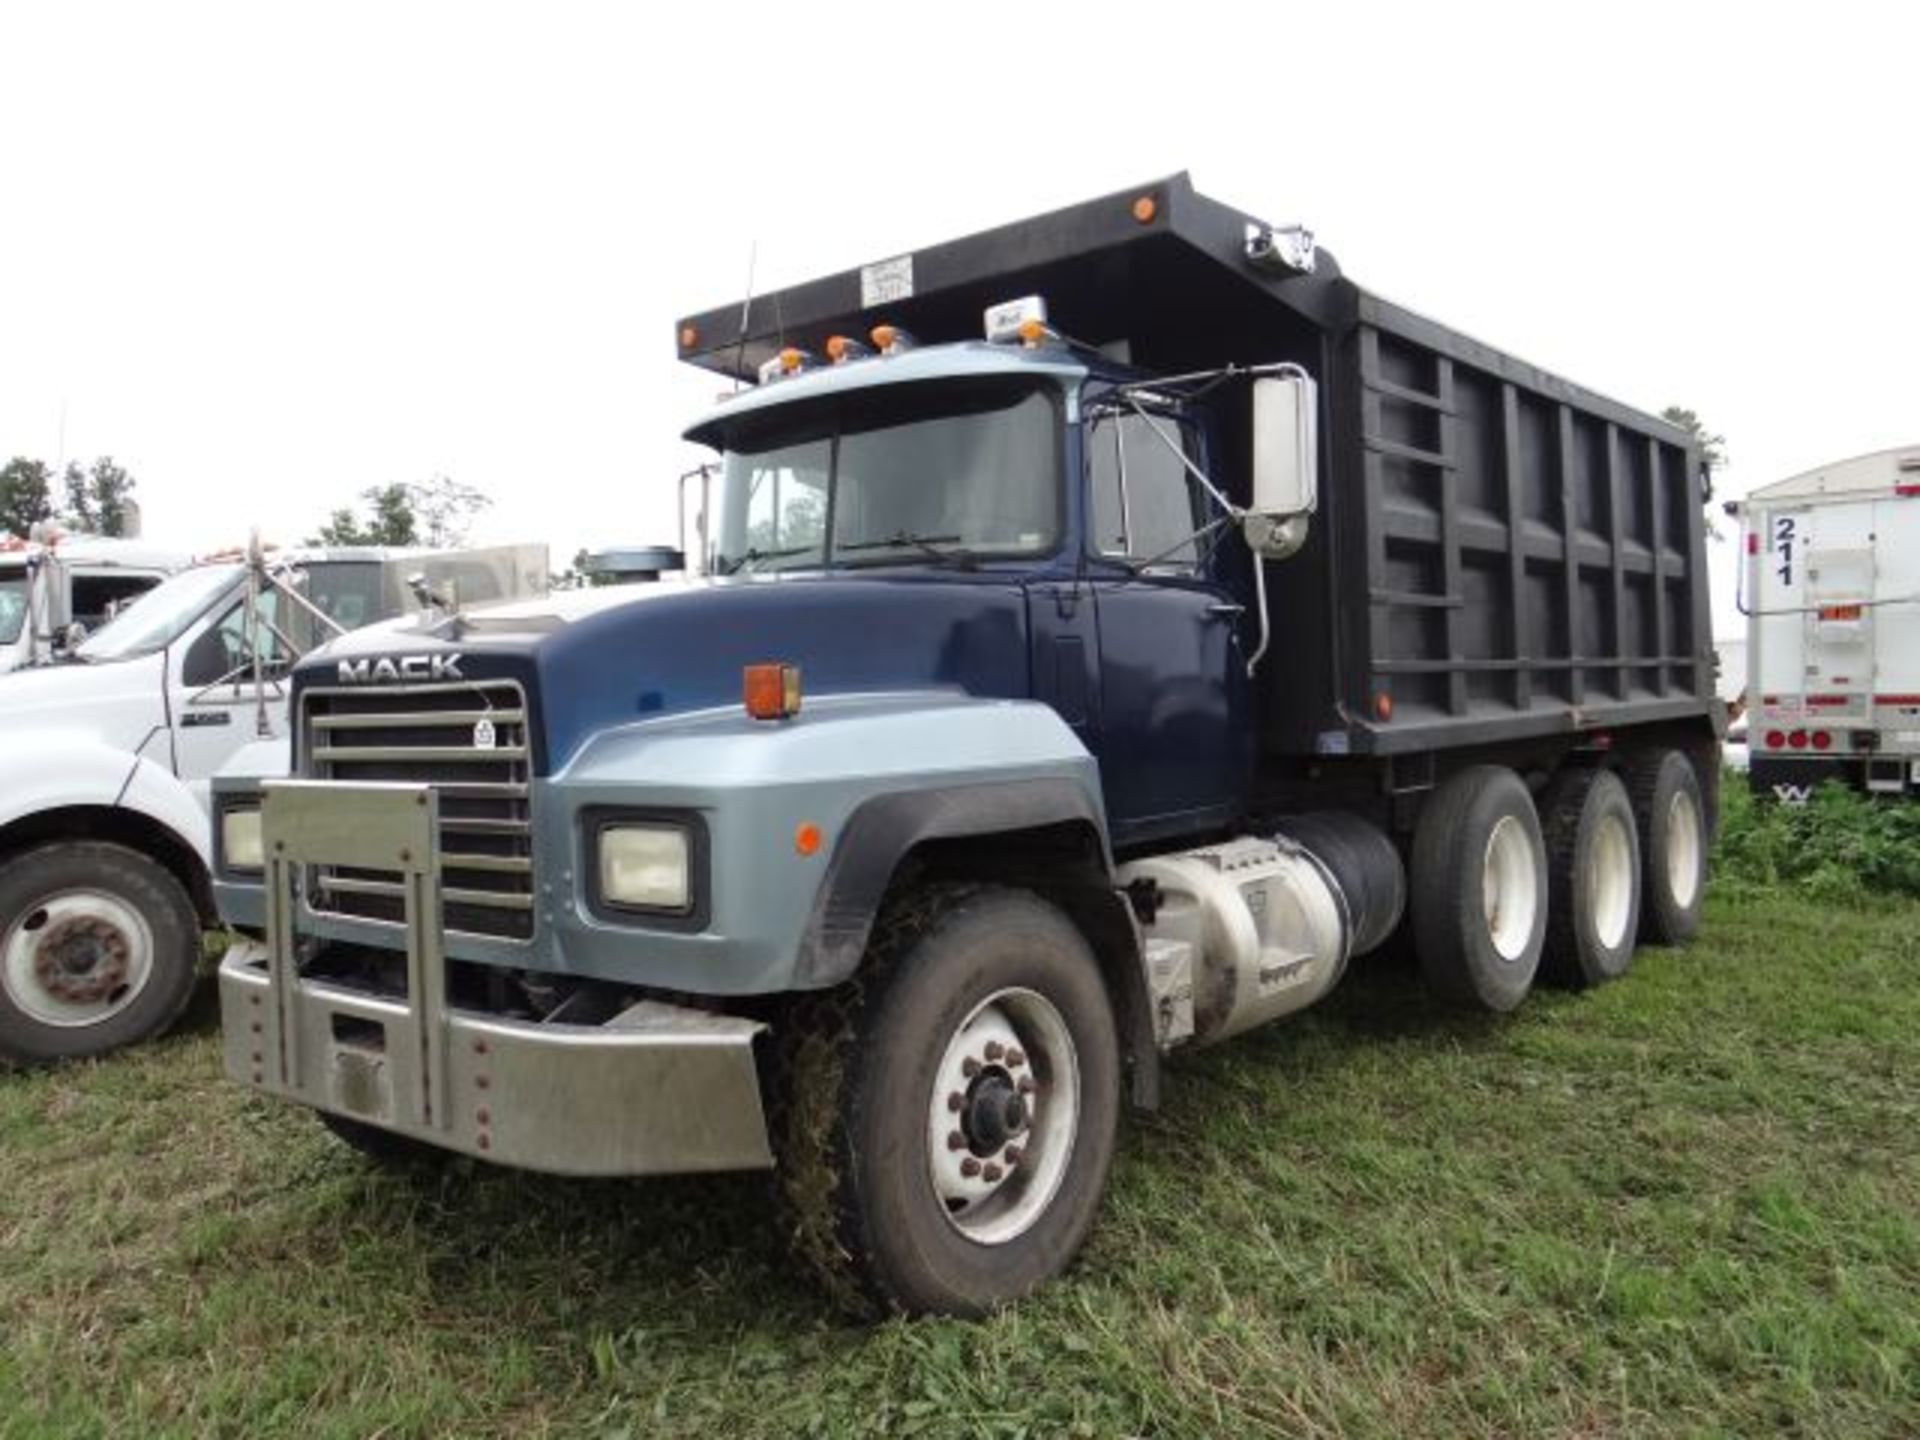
[0,543,548,1065]
[0,534,190,673]
[691,337,1254,848]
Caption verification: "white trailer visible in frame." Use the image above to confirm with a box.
[1736,443,1920,800]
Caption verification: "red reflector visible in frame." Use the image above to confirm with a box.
[1806,695,1851,708]
[1897,483,1920,497]
[1812,730,1833,751]
[1818,604,1863,622]
[1746,532,1759,554]
[1788,729,1809,749]
[1876,694,1920,707]
[1764,730,1786,750]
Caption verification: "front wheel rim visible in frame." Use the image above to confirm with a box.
[1,889,157,1028]
[926,986,1079,1247]
[1588,811,1636,951]
[1666,790,1704,910]
[1482,815,1540,962]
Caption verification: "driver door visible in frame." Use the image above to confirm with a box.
[1085,406,1251,845]
[168,585,299,797]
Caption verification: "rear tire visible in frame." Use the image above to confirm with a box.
[770,884,1121,1317]
[0,842,201,1065]
[1539,769,1641,989]
[1410,766,1547,1012]
[1629,750,1707,945]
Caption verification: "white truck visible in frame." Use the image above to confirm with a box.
[0,533,191,672]
[1737,443,1920,800]
[0,541,548,1063]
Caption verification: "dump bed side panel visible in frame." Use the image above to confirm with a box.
[1269,298,1711,759]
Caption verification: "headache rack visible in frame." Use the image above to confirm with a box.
[300,680,536,940]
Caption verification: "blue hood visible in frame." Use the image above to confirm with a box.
[293,573,1034,775]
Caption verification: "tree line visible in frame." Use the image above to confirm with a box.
[0,457,139,539]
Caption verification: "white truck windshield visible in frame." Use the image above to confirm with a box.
[75,564,242,661]
[0,568,25,645]
[710,378,1060,574]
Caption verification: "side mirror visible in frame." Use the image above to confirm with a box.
[1247,373,1319,558]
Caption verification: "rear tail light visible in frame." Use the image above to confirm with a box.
[1764,730,1786,750]
[1811,730,1832,752]
[1788,730,1809,750]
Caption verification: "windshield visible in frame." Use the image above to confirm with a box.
[708,378,1060,574]
[0,568,24,645]
[75,564,242,661]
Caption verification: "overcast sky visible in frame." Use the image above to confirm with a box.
[2,1,1914,631]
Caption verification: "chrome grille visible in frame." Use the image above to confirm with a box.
[300,680,534,940]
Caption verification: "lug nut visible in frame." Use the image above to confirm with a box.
[946,1091,964,1113]
[960,1157,981,1178]
[961,1056,981,1078]
[1004,1145,1024,1167]
[984,1041,1005,1062]
[947,1130,967,1151]
[1017,1077,1036,1095]
[1005,1048,1026,1068]
[983,1163,1004,1183]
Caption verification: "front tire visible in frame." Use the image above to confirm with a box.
[318,1112,451,1170]
[1411,766,1548,1012]
[0,842,201,1065]
[772,884,1121,1317]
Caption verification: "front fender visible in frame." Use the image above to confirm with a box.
[542,693,1110,995]
[0,735,210,868]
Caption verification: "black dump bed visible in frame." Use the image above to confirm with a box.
[677,173,1715,760]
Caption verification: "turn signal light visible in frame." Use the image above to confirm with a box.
[743,663,802,721]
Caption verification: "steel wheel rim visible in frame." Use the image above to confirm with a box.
[926,986,1079,1246]
[1589,810,1636,951]
[1482,815,1539,962]
[1,889,156,1028]
[1666,790,1703,910]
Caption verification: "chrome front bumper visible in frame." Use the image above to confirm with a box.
[219,780,772,1176]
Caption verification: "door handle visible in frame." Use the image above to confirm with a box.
[1206,602,1246,620]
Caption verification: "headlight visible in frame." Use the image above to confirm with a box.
[221,806,264,872]
[598,825,691,912]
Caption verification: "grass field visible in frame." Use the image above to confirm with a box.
[3,877,1917,1434]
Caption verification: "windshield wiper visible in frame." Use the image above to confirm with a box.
[838,531,979,570]
[717,544,817,576]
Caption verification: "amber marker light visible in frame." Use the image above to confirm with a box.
[1131,194,1157,224]
[794,823,823,857]
[744,663,803,721]
[1374,692,1394,722]
[679,324,698,349]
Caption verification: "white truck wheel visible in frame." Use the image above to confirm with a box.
[1410,765,1549,1012]
[0,842,201,1064]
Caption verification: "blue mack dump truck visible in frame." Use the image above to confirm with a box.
[212,175,1721,1315]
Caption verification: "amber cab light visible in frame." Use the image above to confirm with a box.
[744,663,802,721]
